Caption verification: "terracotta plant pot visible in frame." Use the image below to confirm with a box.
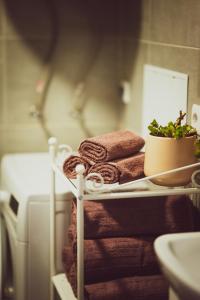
[144,135,197,186]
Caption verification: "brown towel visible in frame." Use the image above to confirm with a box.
[66,267,168,300]
[71,195,194,238]
[78,130,145,163]
[63,235,160,284]
[63,155,91,179]
[85,275,169,300]
[88,152,144,184]
[192,205,200,231]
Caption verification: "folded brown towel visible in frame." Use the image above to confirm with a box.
[88,152,144,184]
[71,195,194,238]
[63,155,91,179]
[78,130,145,163]
[85,275,169,300]
[192,205,200,231]
[66,267,168,300]
[63,235,160,284]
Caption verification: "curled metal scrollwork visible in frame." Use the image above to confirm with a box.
[191,170,200,188]
[84,173,105,194]
[56,144,73,167]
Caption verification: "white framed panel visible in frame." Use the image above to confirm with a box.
[142,65,188,138]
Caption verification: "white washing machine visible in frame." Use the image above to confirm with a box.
[0,152,72,300]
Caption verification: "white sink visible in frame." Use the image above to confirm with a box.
[154,232,200,300]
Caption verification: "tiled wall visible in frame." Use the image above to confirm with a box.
[122,0,200,133]
[1,0,200,156]
[0,0,142,155]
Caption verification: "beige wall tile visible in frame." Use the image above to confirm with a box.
[118,37,142,81]
[47,123,118,148]
[141,0,152,40]
[120,42,149,133]
[54,34,114,83]
[81,76,119,125]
[4,0,119,39]
[150,0,200,47]
[5,40,50,125]
[0,38,3,63]
[118,0,151,40]
[0,126,47,156]
[45,35,120,127]
[4,0,52,37]
[0,121,118,157]
[42,77,72,123]
[0,63,4,124]
[44,74,120,131]
[0,2,2,37]
[147,43,200,122]
[2,36,121,154]
[1,0,143,156]
[117,0,142,39]
[120,41,200,133]
[2,0,200,157]
[0,129,5,158]
[58,0,118,38]
[0,9,3,38]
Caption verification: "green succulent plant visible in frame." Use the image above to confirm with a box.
[148,111,197,139]
[195,139,200,158]
[148,111,200,157]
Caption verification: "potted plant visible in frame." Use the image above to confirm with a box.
[144,111,199,186]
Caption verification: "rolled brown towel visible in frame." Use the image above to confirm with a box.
[63,236,160,284]
[78,130,145,163]
[88,152,144,184]
[71,195,194,238]
[63,155,91,179]
[66,267,168,300]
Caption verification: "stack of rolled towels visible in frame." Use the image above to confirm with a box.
[63,195,195,300]
[63,130,145,184]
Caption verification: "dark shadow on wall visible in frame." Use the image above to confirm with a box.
[3,0,142,135]
[117,0,142,78]
[4,0,142,81]
[116,0,142,127]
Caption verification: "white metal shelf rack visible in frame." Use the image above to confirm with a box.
[48,137,200,300]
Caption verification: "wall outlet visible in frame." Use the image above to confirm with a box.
[191,104,200,134]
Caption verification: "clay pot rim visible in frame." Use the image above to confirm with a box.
[147,134,197,141]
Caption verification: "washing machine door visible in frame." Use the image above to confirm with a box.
[0,213,14,300]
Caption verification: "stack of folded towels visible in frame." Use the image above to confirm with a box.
[63,196,195,300]
[62,130,196,300]
[63,130,145,184]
